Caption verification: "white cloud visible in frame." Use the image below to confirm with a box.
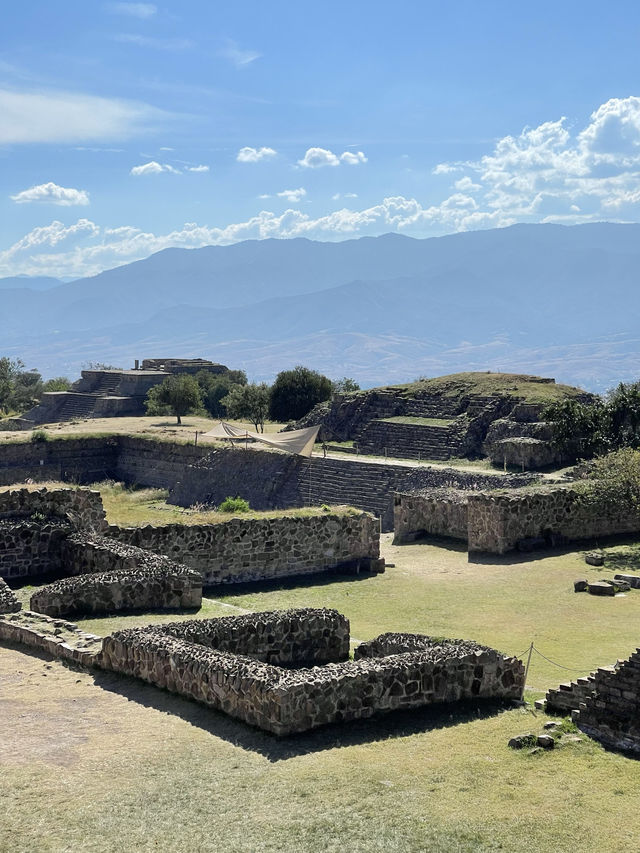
[0,87,166,145]
[454,176,481,192]
[433,163,462,175]
[236,146,277,163]
[298,148,340,168]
[332,192,358,200]
[298,147,367,168]
[340,150,367,165]
[185,164,209,172]
[130,161,180,175]
[115,33,192,50]
[10,182,90,206]
[105,2,157,18]
[277,187,306,202]
[0,195,512,279]
[219,39,261,67]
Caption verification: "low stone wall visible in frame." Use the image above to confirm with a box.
[0,610,103,666]
[0,488,108,580]
[394,484,640,554]
[0,437,119,485]
[393,489,469,544]
[0,519,72,579]
[30,564,202,618]
[487,438,560,470]
[0,578,21,613]
[467,487,640,554]
[106,510,382,585]
[99,609,524,735]
[0,486,107,530]
[575,651,640,755]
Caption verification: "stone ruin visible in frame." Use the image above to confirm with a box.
[15,356,234,427]
[293,372,596,468]
[0,486,381,619]
[541,647,640,757]
[0,605,525,736]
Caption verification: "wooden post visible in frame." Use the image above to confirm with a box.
[522,642,534,700]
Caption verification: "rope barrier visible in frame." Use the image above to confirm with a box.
[530,645,592,673]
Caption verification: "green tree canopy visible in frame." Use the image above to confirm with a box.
[144,375,202,424]
[0,358,43,416]
[42,377,72,392]
[332,377,360,394]
[195,369,247,418]
[220,382,270,433]
[269,365,332,422]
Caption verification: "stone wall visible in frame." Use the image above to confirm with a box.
[0,578,21,613]
[99,609,524,735]
[0,487,108,580]
[30,564,202,618]
[393,489,469,544]
[0,610,103,666]
[0,435,538,533]
[106,510,382,585]
[394,484,640,554]
[467,487,640,555]
[487,438,560,470]
[0,437,119,485]
[575,651,640,754]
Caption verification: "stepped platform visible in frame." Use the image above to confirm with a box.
[357,417,469,461]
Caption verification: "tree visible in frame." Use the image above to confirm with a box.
[544,398,606,460]
[0,358,43,416]
[221,382,270,433]
[332,377,360,394]
[269,365,332,422]
[144,375,202,424]
[578,448,640,517]
[195,369,247,418]
[43,377,71,392]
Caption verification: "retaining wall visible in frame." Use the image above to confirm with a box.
[0,436,538,533]
[0,578,21,613]
[393,489,469,544]
[106,510,382,585]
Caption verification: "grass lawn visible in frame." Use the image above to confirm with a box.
[378,416,457,427]
[3,484,640,852]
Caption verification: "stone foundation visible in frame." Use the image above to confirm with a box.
[394,485,640,555]
[30,564,202,618]
[99,609,524,735]
[0,610,103,666]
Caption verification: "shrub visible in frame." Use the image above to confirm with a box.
[218,496,250,513]
[30,429,48,443]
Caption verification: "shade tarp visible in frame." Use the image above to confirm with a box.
[202,422,320,457]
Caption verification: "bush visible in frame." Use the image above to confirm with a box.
[30,429,48,443]
[269,365,332,422]
[218,496,250,513]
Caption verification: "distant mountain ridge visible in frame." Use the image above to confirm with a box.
[5,223,640,391]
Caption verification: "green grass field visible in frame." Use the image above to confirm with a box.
[3,483,640,852]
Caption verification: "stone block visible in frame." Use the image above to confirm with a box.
[585,552,605,567]
[588,581,615,597]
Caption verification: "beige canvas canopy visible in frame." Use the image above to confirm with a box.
[202,422,320,458]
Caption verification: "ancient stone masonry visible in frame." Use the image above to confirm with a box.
[394,485,640,554]
[0,610,103,666]
[19,357,233,425]
[107,510,383,585]
[0,578,21,613]
[0,487,107,580]
[99,609,524,735]
[30,564,202,618]
[0,436,538,532]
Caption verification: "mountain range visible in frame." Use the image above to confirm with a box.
[3,222,640,392]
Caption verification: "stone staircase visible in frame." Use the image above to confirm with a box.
[540,674,597,714]
[356,419,469,461]
[91,373,122,395]
[55,393,101,421]
[300,457,416,529]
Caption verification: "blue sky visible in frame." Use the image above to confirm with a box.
[2,0,640,279]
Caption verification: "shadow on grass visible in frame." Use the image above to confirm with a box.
[205,569,381,598]
[89,665,512,761]
[468,533,640,567]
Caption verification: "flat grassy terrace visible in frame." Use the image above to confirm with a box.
[3,483,640,852]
